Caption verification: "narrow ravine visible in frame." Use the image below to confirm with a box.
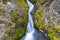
[21,0,50,40]
[21,0,35,40]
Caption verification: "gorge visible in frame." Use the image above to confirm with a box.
[21,0,50,40]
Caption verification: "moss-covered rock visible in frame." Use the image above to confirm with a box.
[33,0,60,40]
[0,0,60,40]
[4,0,28,40]
[34,5,45,30]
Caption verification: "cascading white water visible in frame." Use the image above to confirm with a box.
[22,0,35,40]
[21,0,35,40]
[26,0,34,33]
[21,0,50,40]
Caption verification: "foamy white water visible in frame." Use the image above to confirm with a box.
[21,0,35,40]
[21,0,50,40]
[26,0,34,33]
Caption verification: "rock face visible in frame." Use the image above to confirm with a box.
[0,0,28,40]
[0,0,60,40]
[50,0,60,13]
[43,0,60,40]
[33,0,60,40]
[44,0,60,26]
[4,2,15,12]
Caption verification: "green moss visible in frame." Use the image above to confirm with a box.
[4,0,60,40]
[5,27,11,36]
[5,0,28,40]
[0,7,6,17]
[17,0,28,11]
[12,28,26,40]
[34,4,45,30]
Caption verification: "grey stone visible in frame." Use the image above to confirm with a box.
[44,0,60,26]
[0,32,5,40]
[4,2,15,12]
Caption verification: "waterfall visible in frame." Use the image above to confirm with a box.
[21,0,50,40]
[26,0,34,33]
[21,0,35,40]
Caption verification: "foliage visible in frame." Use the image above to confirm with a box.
[34,5,45,30]
[1,0,60,40]
[5,0,28,40]
[33,0,60,40]
[12,28,26,40]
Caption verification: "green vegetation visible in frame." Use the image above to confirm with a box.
[12,28,26,40]
[34,5,45,30]
[0,0,60,40]
[33,0,60,40]
[4,0,28,40]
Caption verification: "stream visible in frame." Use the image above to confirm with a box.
[21,0,50,40]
